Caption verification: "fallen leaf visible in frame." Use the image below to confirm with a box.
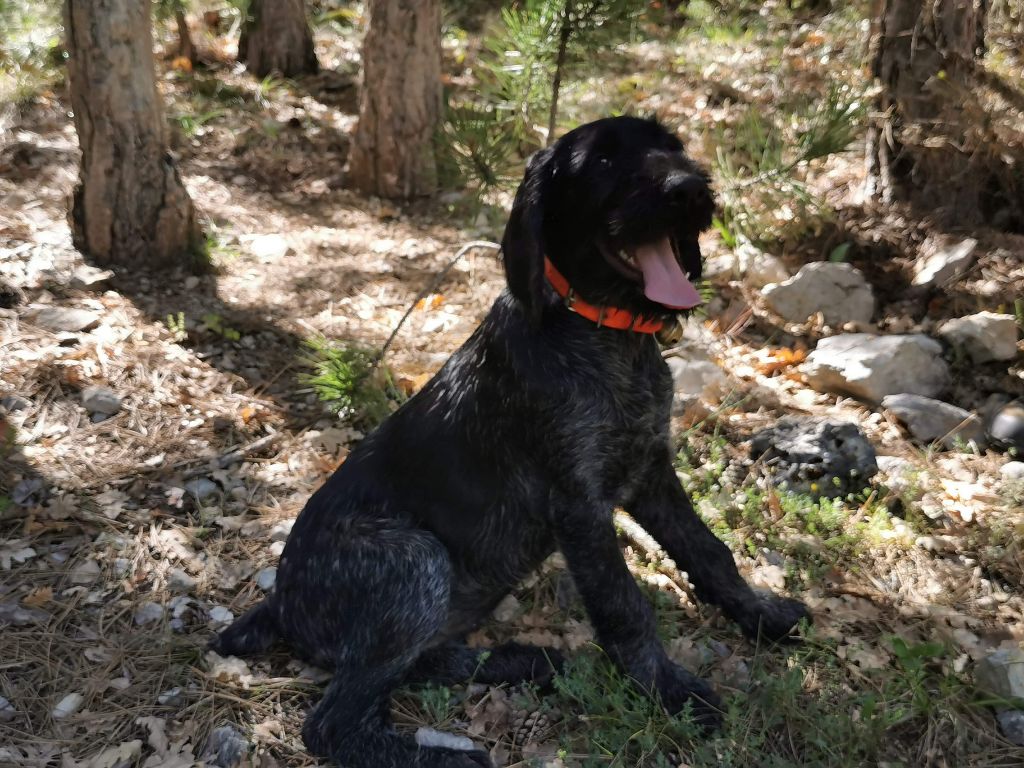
[23,586,53,607]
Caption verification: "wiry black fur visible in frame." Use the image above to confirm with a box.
[214,116,808,768]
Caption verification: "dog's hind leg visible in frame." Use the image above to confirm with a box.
[286,526,492,768]
[408,641,565,688]
[629,452,808,642]
[210,600,278,656]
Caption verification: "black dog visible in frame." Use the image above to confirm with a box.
[214,116,808,768]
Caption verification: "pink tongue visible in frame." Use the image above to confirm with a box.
[634,238,703,309]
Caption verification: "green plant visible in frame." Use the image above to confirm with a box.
[442,0,645,193]
[0,0,64,104]
[414,684,457,725]
[200,313,241,341]
[171,108,225,137]
[165,311,188,342]
[301,338,402,427]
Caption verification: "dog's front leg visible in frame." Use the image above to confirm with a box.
[551,491,721,726]
[629,451,808,642]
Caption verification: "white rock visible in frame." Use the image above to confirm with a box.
[69,558,102,584]
[666,352,731,406]
[912,237,977,288]
[975,648,1024,700]
[492,594,522,623]
[255,567,277,591]
[704,243,789,288]
[937,312,1019,363]
[268,541,285,557]
[0,695,15,722]
[269,519,294,542]
[52,692,84,719]
[208,606,234,625]
[184,477,218,500]
[881,394,986,449]
[28,306,100,333]
[168,567,197,593]
[249,234,291,262]
[81,386,122,416]
[414,727,476,752]
[1001,462,1024,482]
[802,334,950,403]
[157,687,183,706]
[763,262,874,326]
[990,401,1024,453]
[134,601,165,626]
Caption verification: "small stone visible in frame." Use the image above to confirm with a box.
[249,234,291,262]
[28,306,100,333]
[134,601,165,626]
[81,385,122,416]
[414,727,476,752]
[269,519,294,542]
[881,394,986,450]
[802,334,950,403]
[763,262,875,326]
[268,541,285,557]
[749,417,877,498]
[157,687,183,706]
[492,594,522,623]
[989,402,1024,453]
[912,237,978,288]
[202,724,250,768]
[184,477,219,500]
[255,567,277,591]
[666,345,732,409]
[184,275,200,290]
[997,710,1024,746]
[936,312,1019,363]
[52,692,84,719]
[69,559,102,584]
[70,265,113,288]
[0,395,30,412]
[1001,462,1024,482]
[0,695,16,722]
[975,648,1024,700]
[208,606,234,625]
[168,567,197,593]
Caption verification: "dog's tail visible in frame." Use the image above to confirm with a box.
[210,599,279,656]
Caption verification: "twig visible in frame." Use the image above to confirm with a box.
[181,430,282,478]
[378,240,501,363]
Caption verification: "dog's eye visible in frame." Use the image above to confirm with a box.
[598,156,611,167]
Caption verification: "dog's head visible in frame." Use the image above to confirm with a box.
[501,116,715,326]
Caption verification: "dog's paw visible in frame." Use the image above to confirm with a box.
[652,661,723,731]
[736,591,809,643]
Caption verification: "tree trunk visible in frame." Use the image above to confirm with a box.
[175,8,197,65]
[866,0,1016,226]
[239,0,318,78]
[348,0,442,199]
[64,0,202,270]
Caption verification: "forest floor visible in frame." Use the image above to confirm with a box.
[2,5,1024,768]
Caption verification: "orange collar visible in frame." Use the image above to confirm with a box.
[544,258,664,334]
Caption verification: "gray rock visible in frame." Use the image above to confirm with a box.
[255,567,277,591]
[989,402,1024,453]
[184,477,219,500]
[997,710,1024,746]
[881,394,986,449]
[202,724,250,768]
[763,262,875,326]
[0,695,16,722]
[134,601,165,626]
[157,687,184,706]
[976,648,1024,701]
[749,417,878,498]
[81,385,122,416]
[936,312,1019,363]
[802,334,950,403]
[666,355,730,407]
[912,237,978,288]
[28,306,100,333]
[1001,462,1024,482]
[168,567,197,593]
[70,265,113,288]
[0,395,30,412]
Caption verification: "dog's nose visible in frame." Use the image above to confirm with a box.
[664,173,707,199]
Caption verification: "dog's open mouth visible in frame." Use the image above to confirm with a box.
[601,236,703,310]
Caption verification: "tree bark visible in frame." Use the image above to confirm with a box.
[175,8,197,65]
[348,0,442,199]
[64,0,202,270]
[239,0,318,78]
[865,0,1017,226]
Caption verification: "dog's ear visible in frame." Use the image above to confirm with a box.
[502,147,553,326]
